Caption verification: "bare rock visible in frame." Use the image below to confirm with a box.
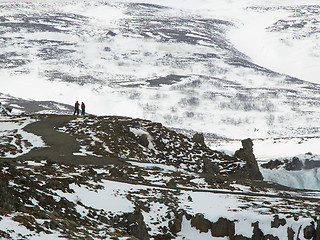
[138,134,149,148]
[234,138,263,180]
[192,133,205,145]
[211,217,235,239]
[285,157,303,171]
[271,215,286,228]
[191,213,211,233]
[252,221,264,240]
[287,227,295,240]
[304,224,315,239]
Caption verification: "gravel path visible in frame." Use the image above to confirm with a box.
[17,115,128,166]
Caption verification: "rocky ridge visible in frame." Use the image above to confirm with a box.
[0,114,320,239]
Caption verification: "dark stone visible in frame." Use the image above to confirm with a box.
[261,159,283,170]
[107,31,116,37]
[252,221,264,240]
[271,215,281,228]
[271,215,286,228]
[138,134,149,148]
[124,210,150,240]
[304,159,320,169]
[211,217,235,239]
[190,213,211,233]
[314,220,320,240]
[303,224,315,239]
[280,218,286,226]
[234,138,263,180]
[168,211,184,234]
[202,156,219,174]
[185,213,192,221]
[287,227,295,240]
[192,133,205,145]
[235,235,251,240]
[285,157,303,171]
[152,233,174,240]
[264,234,279,240]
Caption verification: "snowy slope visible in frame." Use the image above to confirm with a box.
[0,114,320,239]
[1,0,320,238]
[0,0,319,140]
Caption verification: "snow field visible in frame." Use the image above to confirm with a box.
[0,116,45,157]
[0,0,320,140]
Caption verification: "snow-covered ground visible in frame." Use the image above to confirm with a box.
[0,0,320,190]
[1,0,320,238]
[0,115,44,157]
[0,0,319,139]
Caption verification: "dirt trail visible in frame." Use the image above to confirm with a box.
[17,115,127,166]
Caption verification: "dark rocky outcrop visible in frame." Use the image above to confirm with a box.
[271,215,286,228]
[192,133,205,145]
[190,213,212,233]
[168,211,184,234]
[138,134,150,148]
[234,138,263,180]
[287,227,295,240]
[113,210,150,240]
[252,221,264,240]
[261,154,320,171]
[260,159,283,170]
[304,159,320,169]
[211,217,235,239]
[3,114,320,239]
[285,156,303,171]
[304,223,316,239]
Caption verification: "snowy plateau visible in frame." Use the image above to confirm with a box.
[1,0,320,239]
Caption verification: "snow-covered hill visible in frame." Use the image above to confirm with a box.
[0,0,320,139]
[0,113,320,240]
[1,0,320,239]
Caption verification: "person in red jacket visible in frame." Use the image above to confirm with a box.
[81,102,86,115]
[73,101,80,115]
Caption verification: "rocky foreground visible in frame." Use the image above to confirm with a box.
[1,114,320,239]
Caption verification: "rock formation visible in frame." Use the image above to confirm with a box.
[234,138,263,180]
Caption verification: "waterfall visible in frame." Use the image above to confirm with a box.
[260,167,320,190]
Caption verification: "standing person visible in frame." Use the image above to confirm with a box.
[73,100,80,115]
[81,102,86,115]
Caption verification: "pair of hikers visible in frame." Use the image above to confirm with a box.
[73,101,85,115]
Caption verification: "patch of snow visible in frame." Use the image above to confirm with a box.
[56,180,134,213]
[130,127,155,149]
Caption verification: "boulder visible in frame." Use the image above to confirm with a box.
[304,159,320,169]
[261,160,283,170]
[192,133,205,145]
[138,134,149,148]
[285,157,303,171]
[287,227,295,240]
[211,217,235,239]
[168,211,184,234]
[303,224,315,239]
[271,215,286,228]
[190,213,211,233]
[252,221,264,240]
